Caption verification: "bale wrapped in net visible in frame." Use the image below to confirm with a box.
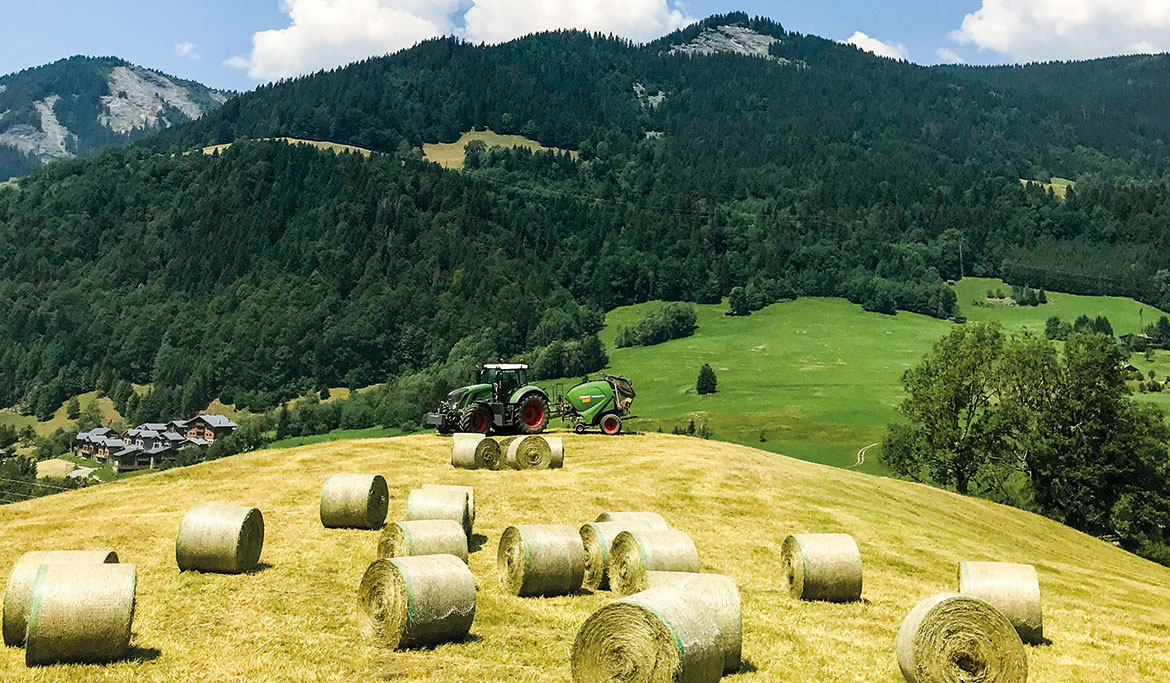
[406,487,472,539]
[608,530,700,596]
[357,555,476,649]
[580,520,666,591]
[421,484,476,526]
[644,571,742,673]
[176,503,265,574]
[378,520,469,563]
[546,437,564,469]
[595,512,670,530]
[571,586,723,683]
[896,593,1027,683]
[24,563,137,666]
[451,435,500,470]
[497,525,585,596]
[3,550,119,647]
[780,533,863,603]
[504,435,559,470]
[320,473,389,529]
[959,561,1044,645]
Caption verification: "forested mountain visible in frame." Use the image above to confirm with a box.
[3,13,1170,418]
[0,56,228,179]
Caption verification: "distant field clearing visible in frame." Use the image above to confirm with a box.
[202,138,373,158]
[1020,177,1075,198]
[423,129,578,170]
[35,459,75,478]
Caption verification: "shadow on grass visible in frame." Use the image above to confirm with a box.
[469,534,488,553]
[245,562,274,575]
[127,646,162,663]
[731,657,758,674]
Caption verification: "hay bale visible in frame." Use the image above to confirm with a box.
[3,550,118,647]
[451,435,500,470]
[497,525,585,596]
[320,473,389,529]
[959,561,1044,645]
[357,555,475,649]
[780,533,863,602]
[406,487,472,539]
[24,563,137,666]
[176,503,265,574]
[896,593,1027,683]
[644,571,742,673]
[608,530,700,596]
[421,484,476,527]
[595,511,669,530]
[546,436,564,469]
[378,520,469,563]
[580,520,666,591]
[504,435,559,470]
[571,586,723,683]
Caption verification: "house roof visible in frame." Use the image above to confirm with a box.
[139,423,168,432]
[104,439,126,449]
[123,428,142,438]
[163,431,185,441]
[196,414,237,429]
[137,430,160,439]
[112,446,140,457]
[90,427,115,437]
[184,437,210,447]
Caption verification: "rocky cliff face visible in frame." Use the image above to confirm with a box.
[0,57,228,178]
[667,24,807,68]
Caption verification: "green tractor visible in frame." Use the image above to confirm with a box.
[425,364,551,435]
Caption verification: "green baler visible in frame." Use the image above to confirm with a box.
[555,374,636,435]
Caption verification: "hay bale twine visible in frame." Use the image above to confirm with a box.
[175,503,264,574]
[571,586,723,683]
[959,562,1043,645]
[504,435,558,470]
[378,520,469,563]
[580,520,665,591]
[451,434,500,470]
[896,593,1027,683]
[357,555,475,649]
[421,484,475,527]
[320,473,389,529]
[780,533,863,603]
[595,511,670,530]
[608,530,700,596]
[644,571,742,673]
[23,563,137,666]
[3,550,118,647]
[497,525,585,596]
[406,487,472,539]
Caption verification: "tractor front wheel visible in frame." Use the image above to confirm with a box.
[517,395,550,434]
[600,413,623,436]
[459,404,491,434]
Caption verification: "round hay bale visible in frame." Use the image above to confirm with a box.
[608,530,700,596]
[497,525,585,596]
[421,484,476,526]
[595,511,669,530]
[959,561,1044,645]
[24,563,137,666]
[175,503,264,574]
[547,436,564,469]
[320,473,389,529]
[644,571,742,673]
[580,520,665,591]
[504,435,557,470]
[896,593,1027,683]
[451,435,500,470]
[378,520,469,563]
[571,586,723,683]
[406,487,472,539]
[357,555,476,649]
[3,550,118,647]
[780,533,863,603]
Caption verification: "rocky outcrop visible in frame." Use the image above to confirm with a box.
[667,25,807,68]
[99,65,226,135]
[0,95,74,161]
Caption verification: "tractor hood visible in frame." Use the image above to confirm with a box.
[447,384,492,407]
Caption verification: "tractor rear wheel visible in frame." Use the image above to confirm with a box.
[517,395,550,435]
[600,413,622,436]
[459,404,491,434]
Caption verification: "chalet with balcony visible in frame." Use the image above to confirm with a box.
[183,415,237,442]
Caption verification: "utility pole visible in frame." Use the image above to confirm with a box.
[959,240,964,280]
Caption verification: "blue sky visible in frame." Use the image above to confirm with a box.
[2,1,1166,91]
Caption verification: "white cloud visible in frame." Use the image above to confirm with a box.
[462,0,694,45]
[174,41,201,60]
[951,0,1170,62]
[227,0,463,81]
[844,31,909,61]
[935,47,964,64]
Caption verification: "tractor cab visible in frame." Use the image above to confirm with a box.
[478,363,528,403]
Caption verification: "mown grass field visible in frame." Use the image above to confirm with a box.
[594,278,1170,473]
[1020,177,1076,199]
[0,433,1166,682]
[422,129,577,170]
[201,138,373,158]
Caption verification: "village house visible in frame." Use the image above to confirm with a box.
[72,414,234,473]
[72,427,119,458]
[183,415,238,442]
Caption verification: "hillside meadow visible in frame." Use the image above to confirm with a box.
[0,433,1167,682]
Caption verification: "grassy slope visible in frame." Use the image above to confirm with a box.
[0,433,1166,682]
[592,277,1170,473]
[1020,177,1076,199]
[202,139,373,158]
[422,129,577,169]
